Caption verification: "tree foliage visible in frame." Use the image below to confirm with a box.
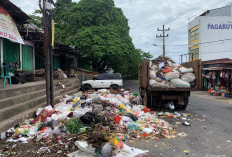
[29,0,152,78]
[28,10,43,28]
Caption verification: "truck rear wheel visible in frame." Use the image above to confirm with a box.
[174,95,189,110]
[144,90,151,107]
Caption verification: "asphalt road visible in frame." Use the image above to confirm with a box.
[123,80,232,157]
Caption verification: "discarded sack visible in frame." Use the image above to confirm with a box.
[179,67,193,74]
[162,67,173,73]
[181,73,196,83]
[149,70,156,79]
[164,70,180,81]
[170,79,191,88]
[80,112,96,124]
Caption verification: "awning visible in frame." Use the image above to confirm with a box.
[202,67,232,71]
[0,6,24,44]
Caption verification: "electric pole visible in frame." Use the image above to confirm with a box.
[180,54,183,64]
[156,25,170,57]
[39,0,55,107]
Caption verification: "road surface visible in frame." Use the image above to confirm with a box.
[123,80,232,157]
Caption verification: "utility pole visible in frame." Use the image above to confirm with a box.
[180,54,183,64]
[156,25,170,57]
[39,0,55,107]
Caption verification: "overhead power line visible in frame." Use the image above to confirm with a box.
[165,37,232,47]
[165,0,212,25]
[171,0,230,28]
[167,0,230,29]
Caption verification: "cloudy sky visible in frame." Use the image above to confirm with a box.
[10,0,231,63]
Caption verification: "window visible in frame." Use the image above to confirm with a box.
[190,48,199,60]
[190,28,199,41]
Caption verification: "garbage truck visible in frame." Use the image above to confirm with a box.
[138,57,201,109]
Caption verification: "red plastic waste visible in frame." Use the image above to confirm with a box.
[117,140,124,149]
[114,115,122,123]
[134,112,139,117]
[143,107,151,113]
[141,133,147,137]
[32,109,55,124]
[162,67,173,73]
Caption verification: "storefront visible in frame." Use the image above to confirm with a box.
[202,58,232,97]
[0,2,35,73]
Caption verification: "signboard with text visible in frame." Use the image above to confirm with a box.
[208,23,232,30]
[0,6,24,44]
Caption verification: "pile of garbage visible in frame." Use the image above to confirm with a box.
[1,89,190,156]
[149,56,196,88]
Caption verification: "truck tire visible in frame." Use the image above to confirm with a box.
[144,90,151,107]
[110,85,119,90]
[174,96,189,110]
[83,84,92,91]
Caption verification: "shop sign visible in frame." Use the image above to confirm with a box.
[0,6,24,44]
[208,23,232,30]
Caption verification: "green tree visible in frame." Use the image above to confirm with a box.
[28,10,43,28]
[53,0,152,78]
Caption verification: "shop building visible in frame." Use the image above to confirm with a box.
[188,4,232,61]
[202,58,232,97]
[0,0,80,86]
[0,0,35,73]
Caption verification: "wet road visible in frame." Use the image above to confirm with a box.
[123,80,232,157]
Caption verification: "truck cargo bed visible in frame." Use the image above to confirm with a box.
[147,86,196,91]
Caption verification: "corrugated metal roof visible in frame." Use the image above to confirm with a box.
[202,58,232,65]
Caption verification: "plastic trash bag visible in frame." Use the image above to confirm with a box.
[113,144,149,157]
[92,104,103,114]
[121,116,133,122]
[80,112,96,124]
[101,142,113,157]
[164,70,180,81]
[32,108,55,124]
[149,70,156,79]
[67,141,96,157]
[162,67,173,73]
[181,73,196,83]
[158,62,165,70]
[179,67,193,74]
[37,147,51,154]
[127,113,138,121]
[128,122,139,131]
[170,79,191,88]
[143,128,153,134]
[150,65,158,70]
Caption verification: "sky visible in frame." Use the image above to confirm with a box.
[10,0,231,63]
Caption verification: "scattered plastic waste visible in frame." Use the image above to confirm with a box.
[37,147,51,154]
[101,142,113,157]
[1,88,193,156]
[183,122,191,126]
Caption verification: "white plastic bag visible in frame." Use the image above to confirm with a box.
[113,144,149,157]
[181,73,196,83]
[101,143,113,157]
[149,70,156,79]
[170,79,191,88]
[164,70,180,81]
[150,65,158,70]
[67,141,96,157]
[179,67,193,74]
